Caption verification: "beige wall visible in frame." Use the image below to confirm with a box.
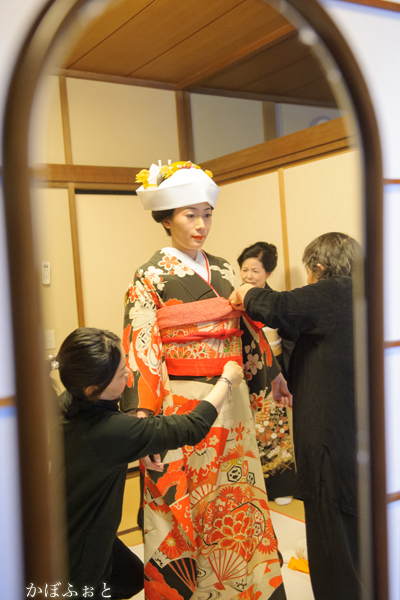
[30,75,363,352]
[205,171,285,291]
[75,193,166,337]
[66,79,180,167]
[31,187,78,354]
[283,151,363,289]
[30,75,65,164]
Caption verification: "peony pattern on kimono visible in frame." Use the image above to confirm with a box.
[121,250,285,600]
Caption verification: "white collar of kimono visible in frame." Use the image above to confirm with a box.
[161,247,209,282]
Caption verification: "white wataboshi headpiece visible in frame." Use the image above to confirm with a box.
[136,161,220,211]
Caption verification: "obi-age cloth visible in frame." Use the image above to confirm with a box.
[121,249,287,600]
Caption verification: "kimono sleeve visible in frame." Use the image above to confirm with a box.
[120,270,166,415]
[240,314,281,413]
[244,278,344,337]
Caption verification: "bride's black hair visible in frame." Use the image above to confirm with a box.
[151,208,174,236]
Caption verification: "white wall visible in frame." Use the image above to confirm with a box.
[276,103,342,137]
[321,2,400,598]
[323,1,400,179]
[0,1,48,597]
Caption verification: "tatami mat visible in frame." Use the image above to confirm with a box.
[270,509,314,600]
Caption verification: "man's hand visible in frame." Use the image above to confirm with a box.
[271,372,292,408]
[229,283,254,310]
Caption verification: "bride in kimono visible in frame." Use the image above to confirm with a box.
[121,161,289,600]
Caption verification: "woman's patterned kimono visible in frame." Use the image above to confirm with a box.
[121,249,287,600]
[255,327,296,500]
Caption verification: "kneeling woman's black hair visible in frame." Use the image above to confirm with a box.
[57,328,122,415]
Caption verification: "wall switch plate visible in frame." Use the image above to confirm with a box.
[44,330,56,350]
[42,261,50,284]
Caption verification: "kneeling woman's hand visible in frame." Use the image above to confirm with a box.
[203,361,244,414]
[221,361,244,388]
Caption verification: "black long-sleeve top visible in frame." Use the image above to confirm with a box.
[244,276,357,515]
[61,396,218,593]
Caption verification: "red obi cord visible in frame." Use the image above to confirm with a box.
[157,296,243,329]
[157,297,244,377]
[165,356,243,377]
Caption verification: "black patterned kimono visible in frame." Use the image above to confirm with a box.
[121,249,286,600]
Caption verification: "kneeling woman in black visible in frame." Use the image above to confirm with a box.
[56,327,242,600]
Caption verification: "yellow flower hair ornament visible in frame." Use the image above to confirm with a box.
[135,169,151,188]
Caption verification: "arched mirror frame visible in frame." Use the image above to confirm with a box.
[2,0,386,598]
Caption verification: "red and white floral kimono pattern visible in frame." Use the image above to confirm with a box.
[121,250,286,600]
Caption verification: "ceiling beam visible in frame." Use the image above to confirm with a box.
[55,68,177,91]
[33,164,142,190]
[54,68,337,108]
[190,85,338,108]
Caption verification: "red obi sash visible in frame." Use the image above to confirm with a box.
[157,297,244,376]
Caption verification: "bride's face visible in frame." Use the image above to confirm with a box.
[162,202,213,257]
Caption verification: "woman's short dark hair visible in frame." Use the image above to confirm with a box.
[57,328,122,402]
[152,209,175,236]
[302,232,357,280]
[237,242,278,274]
